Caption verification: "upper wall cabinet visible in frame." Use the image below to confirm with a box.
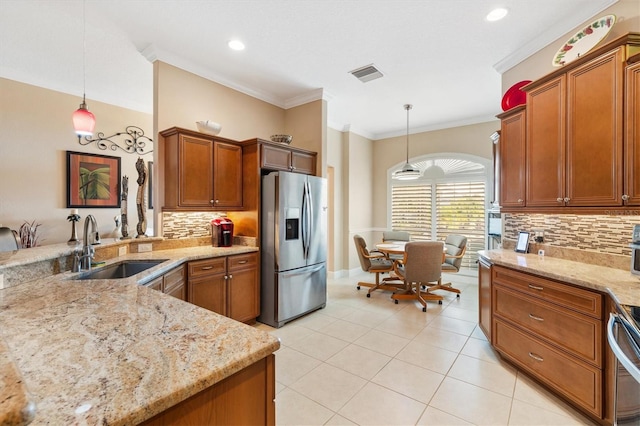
[499,32,640,213]
[260,143,317,175]
[625,54,640,206]
[161,127,243,210]
[497,106,526,208]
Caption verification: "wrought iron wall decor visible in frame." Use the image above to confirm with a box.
[78,125,153,155]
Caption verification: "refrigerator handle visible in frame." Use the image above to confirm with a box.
[301,181,309,259]
[306,180,313,257]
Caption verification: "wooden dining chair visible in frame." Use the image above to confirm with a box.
[391,241,444,311]
[353,234,403,297]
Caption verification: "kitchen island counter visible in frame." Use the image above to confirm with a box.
[0,245,279,425]
[478,249,640,306]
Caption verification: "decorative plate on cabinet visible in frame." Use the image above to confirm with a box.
[552,15,616,67]
[501,80,532,111]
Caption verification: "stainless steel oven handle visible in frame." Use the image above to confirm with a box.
[607,313,640,383]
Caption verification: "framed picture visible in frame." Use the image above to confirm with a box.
[67,151,121,208]
[148,161,153,209]
[515,231,530,253]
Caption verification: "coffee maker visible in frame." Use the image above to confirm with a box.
[211,217,234,247]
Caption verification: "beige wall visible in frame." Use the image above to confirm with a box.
[503,0,640,90]
[0,78,153,245]
[326,127,344,274]
[284,99,327,177]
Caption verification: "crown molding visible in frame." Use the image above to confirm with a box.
[494,0,618,73]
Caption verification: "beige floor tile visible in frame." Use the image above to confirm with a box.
[268,322,316,347]
[447,354,517,397]
[319,318,371,342]
[338,381,426,426]
[320,302,356,319]
[288,330,350,361]
[508,399,596,425]
[429,377,512,425]
[416,406,474,425]
[371,358,445,404]
[326,343,391,380]
[470,325,489,341]
[290,363,366,412]
[341,307,391,328]
[412,326,470,353]
[290,310,338,331]
[461,335,502,363]
[428,314,478,336]
[275,387,334,426]
[275,346,322,386]
[353,329,411,357]
[441,305,479,322]
[395,339,459,375]
[374,314,428,339]
[325,414,358,425]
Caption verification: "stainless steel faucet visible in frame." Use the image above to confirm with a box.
[74,214,100,272]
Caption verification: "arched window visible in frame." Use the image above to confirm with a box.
[388,153,491,270]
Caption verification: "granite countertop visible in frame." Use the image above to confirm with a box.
[478,249,640,306]
[0,245,280,426]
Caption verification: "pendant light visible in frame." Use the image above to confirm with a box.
[393,104,421,180]
[72,0,95,138]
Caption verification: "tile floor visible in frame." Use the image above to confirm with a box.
[255,271,598,425]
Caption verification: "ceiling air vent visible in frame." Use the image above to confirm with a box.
[349,64,383,83]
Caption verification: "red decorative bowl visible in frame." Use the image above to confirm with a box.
[501,80,532,111]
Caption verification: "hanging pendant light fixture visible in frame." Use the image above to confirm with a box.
[72,0,95,138]
[393,104,421,180]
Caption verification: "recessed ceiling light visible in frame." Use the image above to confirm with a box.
[486,7,508,22]
[228,40,245,51]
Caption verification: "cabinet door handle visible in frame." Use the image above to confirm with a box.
[528,313,544,322]
[556,197,563,203]
[517,198,523,203]
[528,352,544,362]
[210,199,214,204]
[528,284,544,291]
[237,260,248,264]
[622,194,630,202]
[224,275,228,280]
[201,266,213,270]
[228,274,233,279]
[563,197,570,203]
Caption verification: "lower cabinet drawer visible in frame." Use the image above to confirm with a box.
[494,318,602,418]
[494,284,602,367]
[188,257,226,278]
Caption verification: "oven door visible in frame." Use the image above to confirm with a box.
[607,312,640,425]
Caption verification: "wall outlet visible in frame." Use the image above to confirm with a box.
[138,243,152,253]
[0,273,4,290]
[118,246,127,256]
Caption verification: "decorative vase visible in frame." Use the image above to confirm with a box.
[68,221,79,245]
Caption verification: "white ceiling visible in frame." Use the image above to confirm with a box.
[0,0,618,139]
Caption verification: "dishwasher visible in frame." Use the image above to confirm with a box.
[607,295,640,425]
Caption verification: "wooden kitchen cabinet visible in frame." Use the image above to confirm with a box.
[260,143,317,175]
[160,127,243,210]
[478,257,492,341]
[187,253,259,323]
[146,265,187,301]
[624,56,640,206]
[141,354,275,426]
[526,48,623,207]
[497,106,526,208]
[491,264,606,420]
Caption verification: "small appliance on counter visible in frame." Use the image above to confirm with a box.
[211,217,233,247]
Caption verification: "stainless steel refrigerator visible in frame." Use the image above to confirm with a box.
[258,171,327,328]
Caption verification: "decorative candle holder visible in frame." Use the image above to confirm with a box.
[67,209,81,245]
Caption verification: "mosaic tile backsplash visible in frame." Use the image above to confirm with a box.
[504,213,640,256]
[162,212,225,239]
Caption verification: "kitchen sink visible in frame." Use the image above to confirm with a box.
[75,259,168,280]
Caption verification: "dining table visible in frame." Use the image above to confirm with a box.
[376,241,447,262]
